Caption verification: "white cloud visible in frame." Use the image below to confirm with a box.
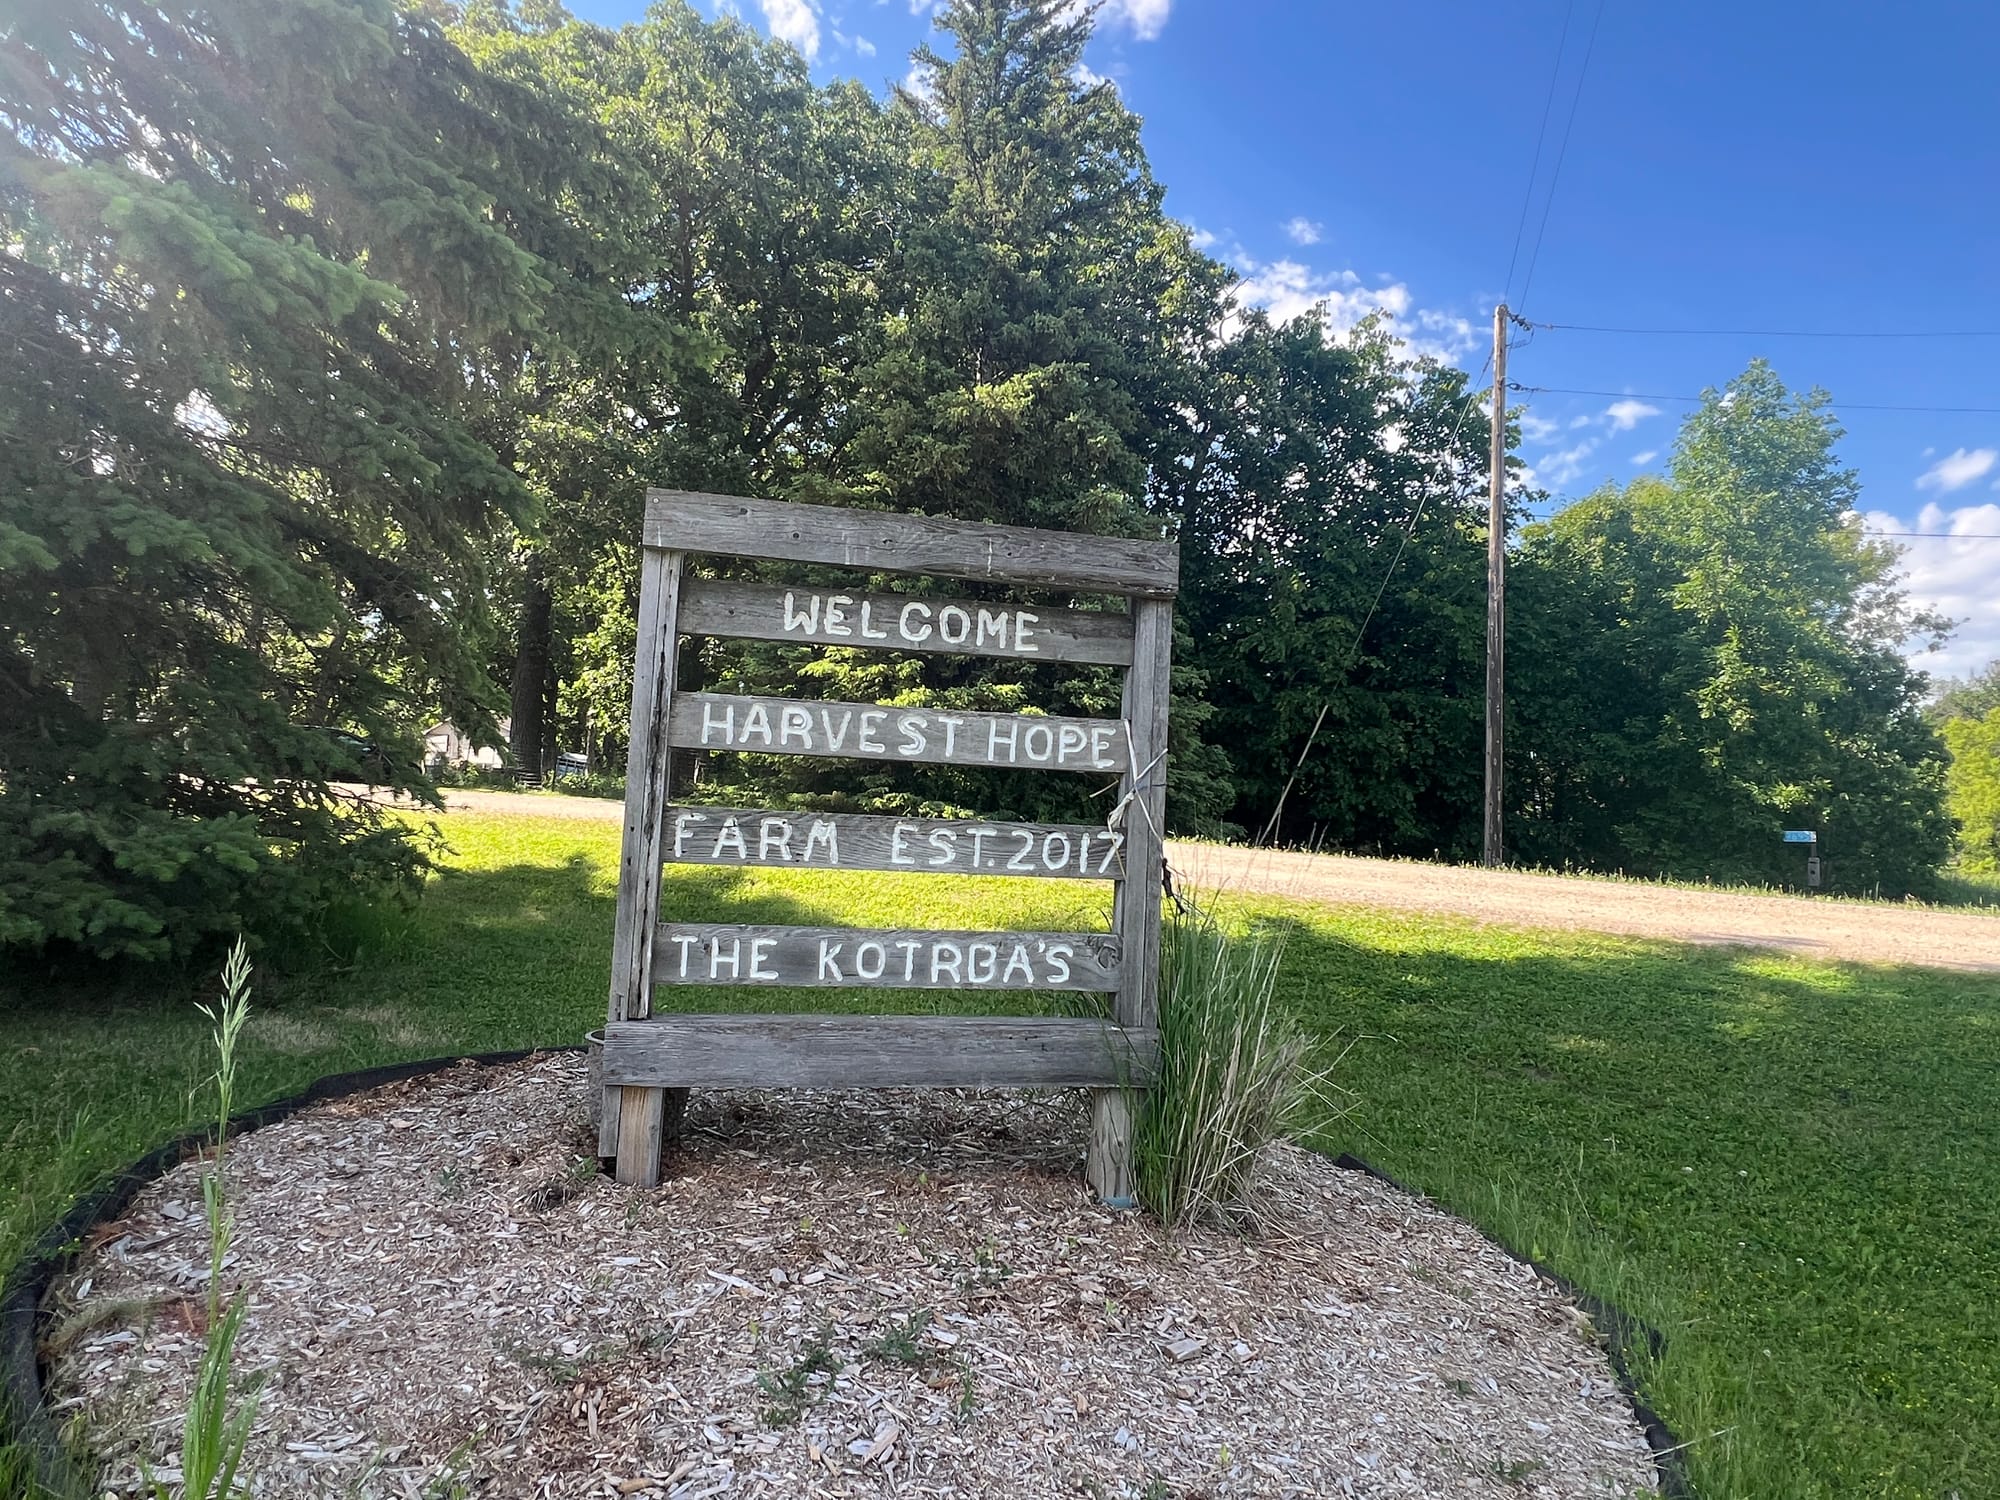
[1604,398,1663,432]
[1916,447,1997,493]
[1537,438,1604,491]
[759,0,820,57]
[1863,502,2000,678]
[1631,449,1659,465]
[1187,226,1218,251]
[1099,0,1170,39]
[853,34,876,55]
[1518,412,1560,443]
[1073,60,1113,89]
[1283,216,1323,246]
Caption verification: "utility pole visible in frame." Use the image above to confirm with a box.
[1482,304,1508,869]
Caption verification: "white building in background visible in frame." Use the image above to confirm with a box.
[423,719,509,769]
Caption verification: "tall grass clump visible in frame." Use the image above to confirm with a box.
[1133,910,1334,1229]
[146,939,259,1500]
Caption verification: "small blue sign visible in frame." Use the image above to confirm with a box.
[1782,829,1817,844]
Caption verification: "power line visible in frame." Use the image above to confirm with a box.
[1866,531,2000,541]
[1510,382,2000,415]
[1515,0,1607,316]
[1529,321,2000,340]
[1502,0,1575,305]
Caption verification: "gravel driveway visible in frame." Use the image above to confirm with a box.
[427,789,2000,973]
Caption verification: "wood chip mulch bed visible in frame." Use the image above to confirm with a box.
[43,1054,1658,1498]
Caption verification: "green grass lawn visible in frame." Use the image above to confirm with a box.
[3,809,1997,1499]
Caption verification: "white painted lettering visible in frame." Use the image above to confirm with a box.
[1022,722,1053,763]
[758,817,792,862]
[926,827,957,867]
[1096,831,1124,875]
[938,715,963,756]
[782,592,820,633]
[895,939,922,980]
[966,942,998,984]
[1044,942,1074,984]
[938,605,970,645]
[854,940,886,980]
[821,708,854,750]
[857,709,887,754]
[817,940,844,981]
[673,812,707,859]
[713,817,747,861]
[671,933,698,979]
[890,822,917,866]
[739,702,773,747]
[750,937,777,980]
[1002,944,1035,984]
[780,705,813,748]
[1016,611,1040,652]
[802,820,839,864]
[1006,830,1035,871]
[988,718,1020,763]
[968,827,994,869]
[858,601,890,640]
[1089,725,1117,768]
[709,937,741,979]
[824,594,853,636]
[1043,831,1072,869]
[700,699,736,745]
[900,601,933,642]
[1057,725,1086,762]
[930,942,964,983]
[897,713,927,756]
[976,608,1010,649]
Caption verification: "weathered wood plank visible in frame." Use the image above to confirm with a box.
[663,807,1126,880]
[1088,593,1176,1206]
[652,924,1121,991]
[645,489,1179,597]
[609,548,686,1188]
[602,1014,1159,1089]
[677,578,1135,665]
[669,694,1129,773]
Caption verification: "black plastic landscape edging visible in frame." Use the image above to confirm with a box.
[0,1048,577,1497]
[1333,1153,1693,1499]
[2,1057,1687,1499]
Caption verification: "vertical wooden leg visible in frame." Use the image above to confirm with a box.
[597,1084,621,1160]
[1086,1089,1136,1208]
[615,1085,665,1186]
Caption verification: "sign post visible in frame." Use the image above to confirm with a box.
[601,491,1177,1202]
[1782,829,1819,892]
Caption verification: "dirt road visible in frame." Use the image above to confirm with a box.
[428,789,2000,973]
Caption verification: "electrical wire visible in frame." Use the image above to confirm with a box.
[1502,0,1575,306]
[1528,322,2000,340]
[1509,383,2000,415]
[1256,359,1500,846]
[1515,0,1607,315]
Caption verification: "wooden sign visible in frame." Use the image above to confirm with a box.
[603,489,1177,1207]
[664,808,1126,879]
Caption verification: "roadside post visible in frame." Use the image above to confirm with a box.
[1783,829,1818,891]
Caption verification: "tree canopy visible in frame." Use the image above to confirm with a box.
[0,0,1967,961]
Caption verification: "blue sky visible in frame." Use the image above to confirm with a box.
[569,0,2000,682]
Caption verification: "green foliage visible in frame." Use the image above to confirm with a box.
[148,939,257,1500]
[0,0,614,958]
[1133,910,1331,1229]
[1509,363,1953,895]
[4,809,1999,1492]
[1930,658,2000,724]
[1941,709,2000,871]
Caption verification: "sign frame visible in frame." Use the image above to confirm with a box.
[601,490,1177,1203]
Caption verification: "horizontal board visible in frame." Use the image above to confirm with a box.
[665,807,1126,879]
[652,924,1121,991]
[678,578,1134,665]
[601,1014,1158,1089]
[645,489,1178,597]
[669,694,1129,774]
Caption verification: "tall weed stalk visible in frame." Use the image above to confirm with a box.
[148,939,259,1500]
[1133,910,1336,1229]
